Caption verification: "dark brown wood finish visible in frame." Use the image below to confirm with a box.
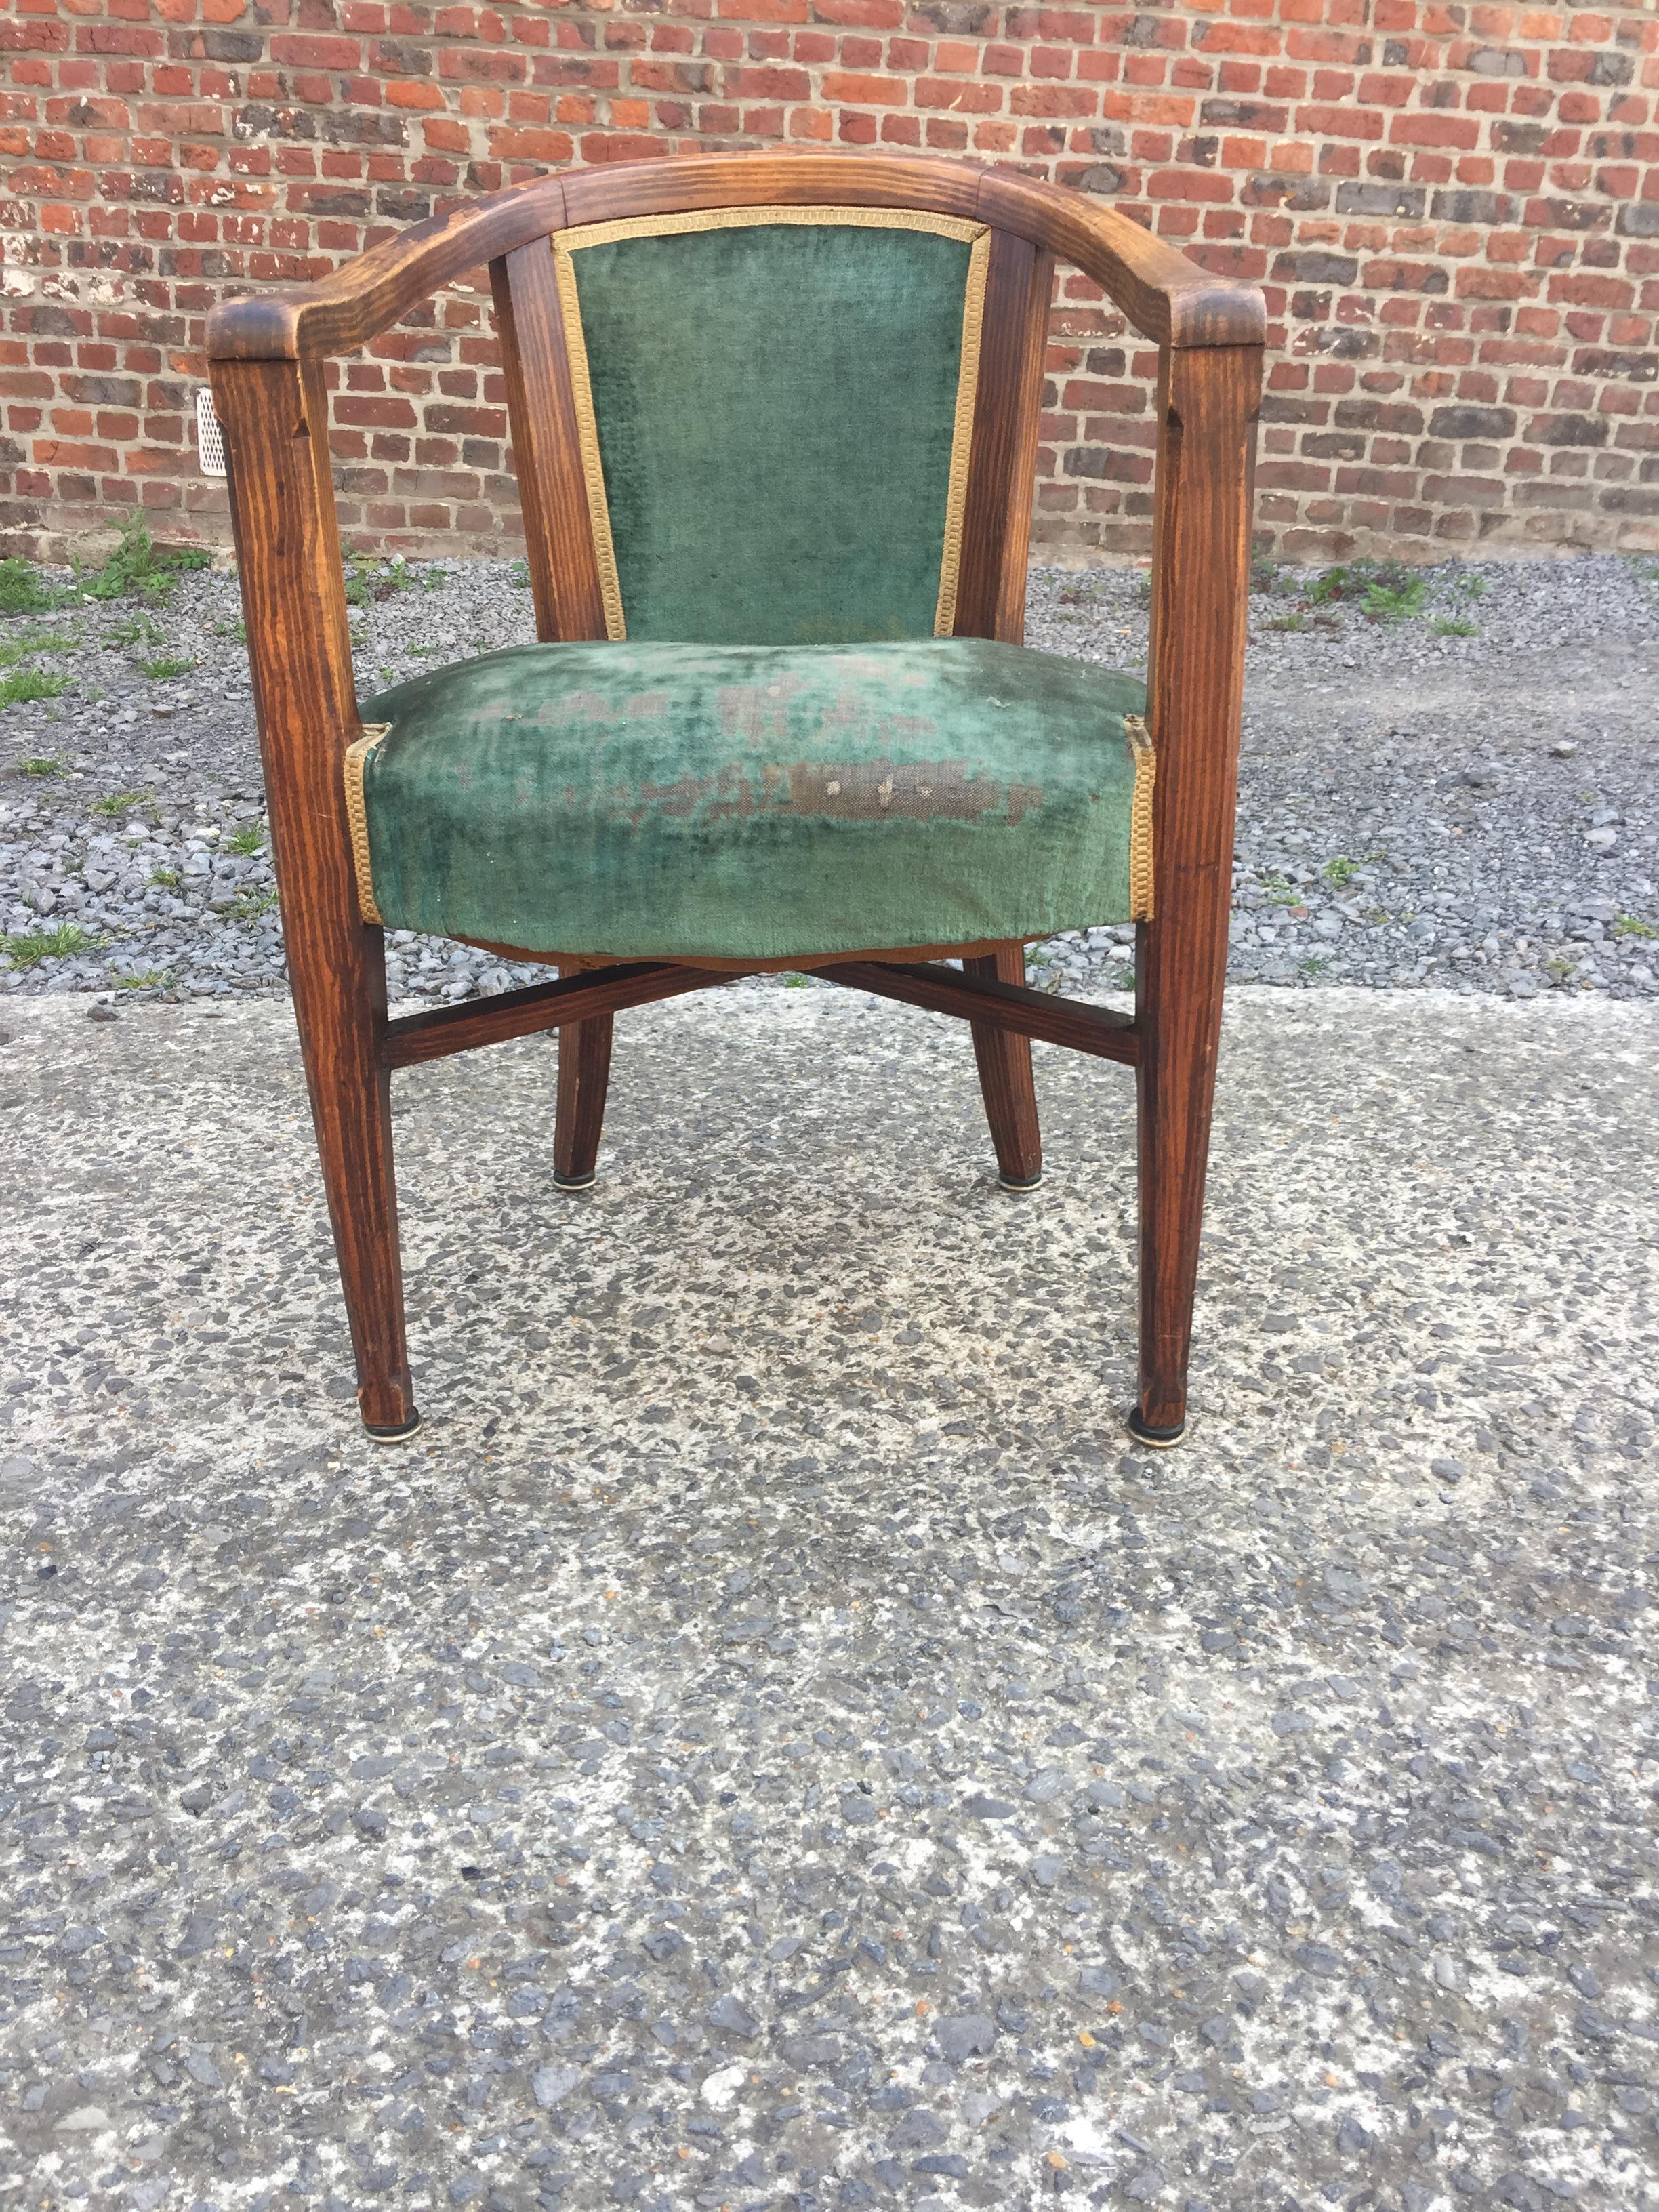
[972,167,1261,348]
[556,150,979,235]
[954,234,1054,644]
[1134,342,1261,1439]
[383,962,735,1070]
[488,238,609,643]
[554,994,614,1188]
[209,351,417,1435]
[966,945,1043,1185]
[819,961,1139,1066]
[207,151,1264,365]
[207,150,1261,1443]
[210,171,567,364]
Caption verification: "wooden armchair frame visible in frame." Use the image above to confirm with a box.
[207,150,1263,1448]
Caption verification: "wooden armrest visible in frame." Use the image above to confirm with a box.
[206,152,1261,364]
[207,173,569,363]
[975,171,1264,350]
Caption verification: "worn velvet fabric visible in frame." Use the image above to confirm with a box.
[355,640,1147,962]
[567,221,974,645]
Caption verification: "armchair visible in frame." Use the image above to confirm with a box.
[207,150,1263,1447]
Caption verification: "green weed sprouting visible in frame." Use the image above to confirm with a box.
[75,517,211,605]
[0,557,68,615]
[0,629,79,665]
[1,668,71,710]
[5,922,106,968]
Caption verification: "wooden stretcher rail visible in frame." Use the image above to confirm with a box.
[819,960,1141,1065]
[381,962,735,1069]
[380,955,1140,1072]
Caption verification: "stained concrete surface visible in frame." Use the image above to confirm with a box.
[1,983,1656,2212]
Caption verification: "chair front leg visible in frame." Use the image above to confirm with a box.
[1132,910,1227,1444]
[211,351,419,1440]
[291,924,419,1437]
[1131,341,1259,1446]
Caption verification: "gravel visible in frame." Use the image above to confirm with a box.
[1023,554,1659,1004]
[3,551,1656,1005]
[1,982,1656,2210]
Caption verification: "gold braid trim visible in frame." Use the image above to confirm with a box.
[1124,712,1156,922]
[343,723,390,926]
[552,241,626,643]
[935,225,989,637]
[552,206,994,647]
[556,202,988,255]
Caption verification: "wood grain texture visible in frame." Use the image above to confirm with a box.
[209,352,417,1433]
[966,943,1043,1185]
[560,150,982,232]
[207,151,1263,363]
[973,169,1263,348]
[1134,342,1261,1435]
[821,960,1139,1066]
[489,239,608,642]
[382,962,737,1070]
[209,173,565,363]
[554,971,613,1187]
[953,233,1054,643]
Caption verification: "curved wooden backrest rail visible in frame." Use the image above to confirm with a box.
[206,151,1264,364]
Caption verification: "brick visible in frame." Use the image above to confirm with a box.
[1273,249,1359,283]
[822,70,909,104]
[1428,403,1517,439]
[1335,180,1425,217]
[1532,411,1610,447]
[1430,186,1513,224]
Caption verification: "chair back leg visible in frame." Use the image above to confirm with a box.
[966,944,1043,1191]
[554,996,615,1191]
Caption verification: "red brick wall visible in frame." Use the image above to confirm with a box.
[3,0,1656,569]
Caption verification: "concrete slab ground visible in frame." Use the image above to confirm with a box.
[1,983,1655,2212]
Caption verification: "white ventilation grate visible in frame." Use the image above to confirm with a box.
[196,386,227,477]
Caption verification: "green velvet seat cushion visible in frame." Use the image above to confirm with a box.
[565,216,978,645]
[354,638,1148,964]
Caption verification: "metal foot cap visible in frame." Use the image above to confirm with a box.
[997,1169,1044,1193]
[1125,1406,1186,1450]
[363,1411,423,1444]
[552,1169,598,1192]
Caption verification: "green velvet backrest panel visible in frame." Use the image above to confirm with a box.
[556,211,985,648]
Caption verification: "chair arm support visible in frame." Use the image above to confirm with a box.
[208,354,365,944]
[206,152,1261,363]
